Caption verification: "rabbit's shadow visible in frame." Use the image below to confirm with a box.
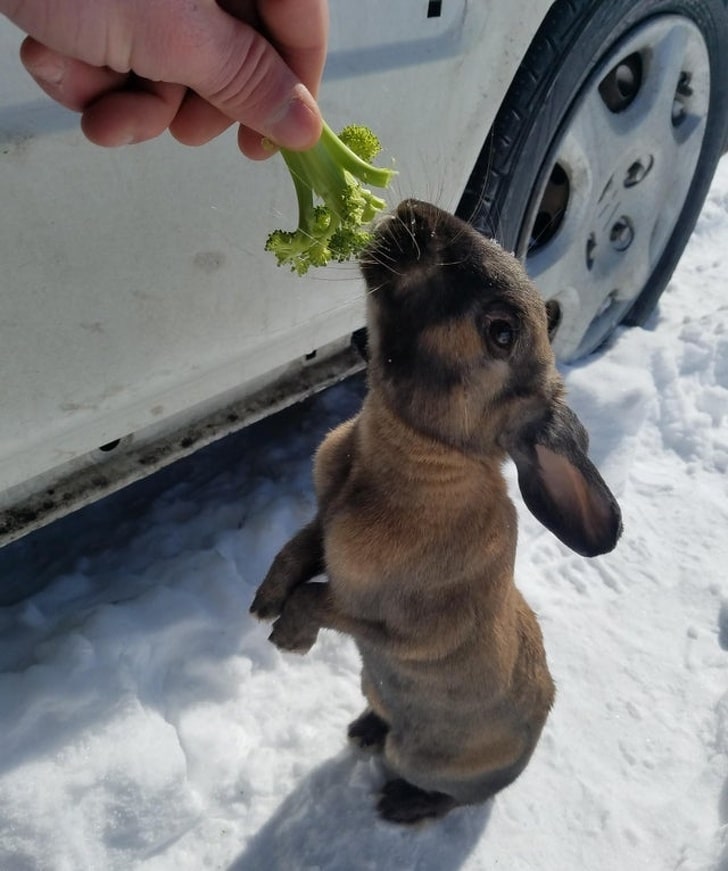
[229,750,491,871]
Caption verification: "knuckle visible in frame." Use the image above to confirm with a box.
[203,36,278,120]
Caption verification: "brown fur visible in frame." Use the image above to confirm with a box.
[251,200,622,823]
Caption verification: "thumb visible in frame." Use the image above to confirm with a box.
[161,2,323,150]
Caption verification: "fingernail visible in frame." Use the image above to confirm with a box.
[28,55,66,88]
[266,85,322,151]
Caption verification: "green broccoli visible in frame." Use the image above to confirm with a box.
[265,122,396,275]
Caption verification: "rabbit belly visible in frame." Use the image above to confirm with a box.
[359,644,551,805]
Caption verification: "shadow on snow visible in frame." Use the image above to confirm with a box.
[229,750,491,871]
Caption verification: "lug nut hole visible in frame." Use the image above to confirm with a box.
[610,216,635,251]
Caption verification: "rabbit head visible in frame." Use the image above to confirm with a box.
[360,199,622,557]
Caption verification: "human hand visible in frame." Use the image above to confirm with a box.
[0,0,328,158]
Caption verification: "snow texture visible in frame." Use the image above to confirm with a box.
[1,160,727,871]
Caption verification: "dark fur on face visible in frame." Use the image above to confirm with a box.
[361,202,552,453]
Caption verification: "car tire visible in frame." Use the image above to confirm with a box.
[457,0,728,361]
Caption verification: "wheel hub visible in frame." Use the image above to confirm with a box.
[523,15,710,360]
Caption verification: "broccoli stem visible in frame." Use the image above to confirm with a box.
[281,150,320,236]
[282,137,346,225]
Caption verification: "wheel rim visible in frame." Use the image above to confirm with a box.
[521,15,710,361]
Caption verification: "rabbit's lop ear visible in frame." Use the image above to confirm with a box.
[507,403,622,557]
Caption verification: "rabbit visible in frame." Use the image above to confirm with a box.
[250,199,622,825]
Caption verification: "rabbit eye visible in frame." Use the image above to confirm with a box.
[489,320,515,348]
[483,316,518,355]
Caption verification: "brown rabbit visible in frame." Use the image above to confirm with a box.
[250,200,622,824]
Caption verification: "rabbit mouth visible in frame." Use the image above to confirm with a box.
[359,199,450,285]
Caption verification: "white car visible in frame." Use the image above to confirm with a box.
[1,0,727,545]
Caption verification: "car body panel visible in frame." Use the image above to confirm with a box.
[0,2,553,542]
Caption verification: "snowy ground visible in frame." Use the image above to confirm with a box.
[1,160,727,871]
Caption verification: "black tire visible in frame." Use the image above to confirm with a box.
[457,0,728,361]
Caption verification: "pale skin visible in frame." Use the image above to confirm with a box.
[0,0,328,158]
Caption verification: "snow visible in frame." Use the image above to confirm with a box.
[1,159,727,871]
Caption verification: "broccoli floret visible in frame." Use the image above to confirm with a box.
[265,122,396,275]
[338,125,384,163]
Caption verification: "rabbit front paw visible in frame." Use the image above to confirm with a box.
[268,584,325,654]
[249,583,288,622]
